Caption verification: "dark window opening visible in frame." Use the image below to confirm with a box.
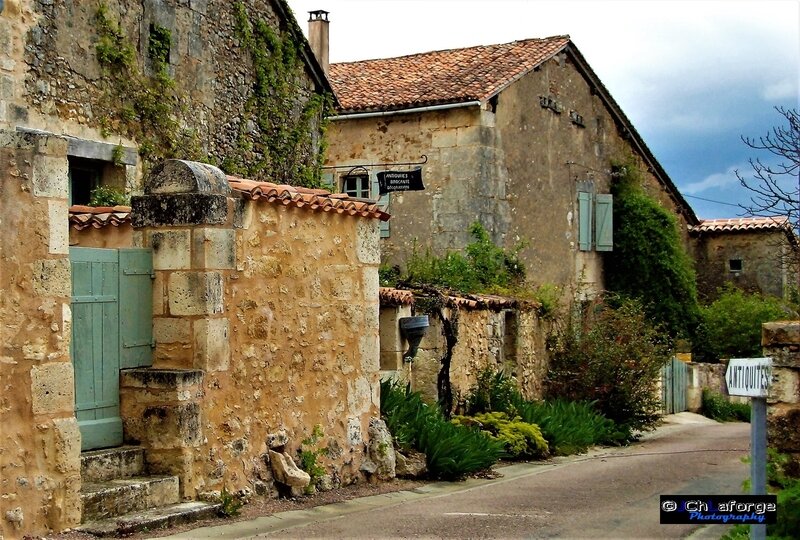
[729,259,743,272]
[488,95,499,114]
[68,157,103,206]
[342,174,370,199]
[148,24,171,67]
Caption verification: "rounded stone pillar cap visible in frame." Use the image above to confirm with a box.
[144,159,231,196]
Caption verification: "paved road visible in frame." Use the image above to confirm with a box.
[164,414,750,539]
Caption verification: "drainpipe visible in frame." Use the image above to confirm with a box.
[330,101,483,121]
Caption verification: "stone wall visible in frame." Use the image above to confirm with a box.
[1,0,324,184]
[692,230,796,300]
[686,362,727,413]
[379,295,548,407]
[326,54,694,298]
[0,130,81,536]
[121,160,382,500]
[763,321,800,477]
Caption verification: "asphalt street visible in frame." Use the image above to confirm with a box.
[161,413,750,539]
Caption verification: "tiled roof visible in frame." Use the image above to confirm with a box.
[379,287,536,311]
[227,177,389,220]
[68,205,133,230]
[330,36,570,113]
[691,216,791,234]
[68,179,389,230]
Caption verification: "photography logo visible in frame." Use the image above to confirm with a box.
[660,495,777,525]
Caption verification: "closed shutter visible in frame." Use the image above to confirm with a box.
[119,248,154,369]
[371,175,390,238]
[595,194,613,252]
[578,191,592,251]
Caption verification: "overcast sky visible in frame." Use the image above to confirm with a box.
[286,0,799,220]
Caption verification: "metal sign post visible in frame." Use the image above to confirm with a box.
[725,357,772,540]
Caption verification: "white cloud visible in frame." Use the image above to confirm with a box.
[683,165,744,195]
[761,80,798,101]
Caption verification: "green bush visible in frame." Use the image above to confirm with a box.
[452,412,549,459]
[297,425,328,494]
[460,368,623,454]
[89,185,129,207]
[390,222,526,294]
[696,285,794,361]
[546,297,670,436]
[607,160,700,340]
[700,388,750,422]
[380,380,504,480]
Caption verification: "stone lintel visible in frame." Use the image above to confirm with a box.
[120,368,204,390]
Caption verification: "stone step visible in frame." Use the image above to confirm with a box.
[78,501,222,537]
[81,445,145,482]
[81,475,180,523]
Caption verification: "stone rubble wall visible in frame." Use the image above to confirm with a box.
[0,130,82,537]
[380,302,547,407]
[763,321,800,477]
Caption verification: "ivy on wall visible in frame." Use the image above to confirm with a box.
[228,2,333,188]
[606,158,700,340]
[94,3,201,166]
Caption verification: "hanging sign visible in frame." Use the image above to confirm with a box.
[377,169,424,195]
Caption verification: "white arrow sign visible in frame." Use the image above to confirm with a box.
[725,357,772,398]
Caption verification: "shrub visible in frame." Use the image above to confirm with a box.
[607,160,700,340]
[696,285,794,361]
[460,368,623,454]
[546,297,670,436]
[297,425,328,494]
[700,388,750,422]
[89,185,129,207]
[391,222,526,294]
[452,412,549,459]
[380,380,504,479]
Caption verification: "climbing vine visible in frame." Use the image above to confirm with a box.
[606,157,700,340]
[229,2,333,188]
[93,3,201,166]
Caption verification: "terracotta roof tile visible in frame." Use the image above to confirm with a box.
[68,205,132,230]
[691,216,791,234]
[330,36,570,113]
[379,287,537,311]
[69,178,390,230]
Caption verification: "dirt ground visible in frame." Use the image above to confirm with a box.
[33,478,428,540]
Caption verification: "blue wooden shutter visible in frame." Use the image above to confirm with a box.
[371,175,390,238]
[595,194,613,252]
[578,192,592,251]
[119,248,154,369]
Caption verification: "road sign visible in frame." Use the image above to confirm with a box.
[725,357,772,398]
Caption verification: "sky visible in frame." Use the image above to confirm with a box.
[286,0,800,221]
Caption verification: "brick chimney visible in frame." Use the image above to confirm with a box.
[308,10,330,76]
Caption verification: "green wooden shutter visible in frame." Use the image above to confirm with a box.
[578,191,592,251]
[119,248,154,369]
[595,194,613,252]
[321,172,335,191]
[371,175,391,238]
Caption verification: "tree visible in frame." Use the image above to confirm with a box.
[736,107,800,284]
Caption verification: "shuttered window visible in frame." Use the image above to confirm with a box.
[371,175,391,238]
[578,191,613,252]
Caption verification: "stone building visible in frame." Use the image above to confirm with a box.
[0,1,393,537]
[690,216,799,300]
[321,34,699,298]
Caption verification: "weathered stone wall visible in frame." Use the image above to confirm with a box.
[692,231,795,300]
[1,0,322,184]
[763,321,800,477]
[122,160,381,501]
[0,130,81,537]
[380,302,547,407]
[326,54,694,298]
[686,362,727,413]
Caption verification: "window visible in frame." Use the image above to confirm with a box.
[729,259,743,272]
[341,174,370,199]
[68,156,127,206]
